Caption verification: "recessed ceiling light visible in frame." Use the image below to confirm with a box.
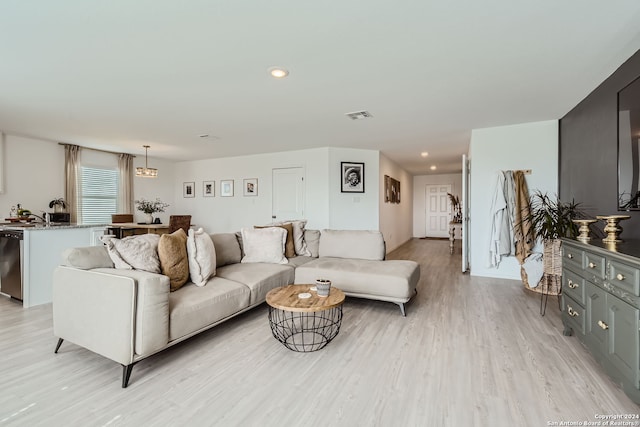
[430,165,437,170]
[421,152,429,157]
[268,66,289,78]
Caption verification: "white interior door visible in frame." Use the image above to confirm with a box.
[425,184,452,238]
[272,167,305,221]
[462,154,470,273]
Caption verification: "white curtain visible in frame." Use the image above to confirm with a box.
[118,153,134,214]
[64,144,80,223]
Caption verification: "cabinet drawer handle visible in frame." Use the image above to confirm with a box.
[616,273,625,281]
[567,306,579,317]
[588,262,596,269]
[598,320,609,330]
[567,253,574,259]
[567,280,577,289]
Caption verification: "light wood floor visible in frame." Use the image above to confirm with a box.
[1,239,638,426]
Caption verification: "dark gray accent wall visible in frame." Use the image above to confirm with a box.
[560,50,640,238]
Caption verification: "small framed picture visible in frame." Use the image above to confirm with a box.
[220,180,234,197]
[244,178,258,196]
[183,182,195,198]
[341,162,365,193]
[203,180,215,197]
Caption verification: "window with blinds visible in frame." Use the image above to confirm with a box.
[80,166,119,224]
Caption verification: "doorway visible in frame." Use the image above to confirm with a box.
[272,167,305,221]
[425,184,452,238]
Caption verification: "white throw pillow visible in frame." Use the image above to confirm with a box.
[240,227,288,264]
[105,234,161,273]
[286,219,311,256]
[187,228,217,287]
[271,219,311,257]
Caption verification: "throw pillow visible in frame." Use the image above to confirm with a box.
[187,228,217,287]
[304,229,321,258]
[105,234,161,273]
[235,231,245,258]
[254,223,295,258]
[240,227,288,264]
[62,246,114,269]
[285,219,312,256]
[211,233,242,267]
[158,229,189,291]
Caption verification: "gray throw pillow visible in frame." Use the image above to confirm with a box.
[105,234,161,273]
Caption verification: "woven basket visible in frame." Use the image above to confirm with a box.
[543,239,563,276]
[522,270,561,295]
[522,239,562,296]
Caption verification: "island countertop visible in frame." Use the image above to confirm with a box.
[0,223,109,231]
[5,224,109,308]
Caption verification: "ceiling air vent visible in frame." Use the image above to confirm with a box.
[345,110,373,120]
[198,134,221,142]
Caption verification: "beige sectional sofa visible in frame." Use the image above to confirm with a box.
[53,229,419,387]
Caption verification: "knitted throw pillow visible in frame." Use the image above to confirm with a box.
[158,228,189,292]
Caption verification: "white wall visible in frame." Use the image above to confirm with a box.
[173,148,331,233]
[412,173,462,238]
[469,120,558,280]
[0,134,176,223]
[328,148,380,231]
[132,156,176,223]
[379,153,413,251]
[0,134,397,239]
[0,135,65,218]
[173,147,382,233]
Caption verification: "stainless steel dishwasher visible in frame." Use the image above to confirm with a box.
[0,229,23,301]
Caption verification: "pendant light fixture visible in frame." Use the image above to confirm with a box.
[136,145,158,178]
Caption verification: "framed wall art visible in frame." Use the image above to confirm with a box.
[244,178,258,196]
[203,180,215,197]
[341,162,364,193]
[183,182,195,198]
[384,175,401,203]
[220,180,234,197]
[384,175,391,202]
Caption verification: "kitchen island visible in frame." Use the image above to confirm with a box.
[0,223,107,308]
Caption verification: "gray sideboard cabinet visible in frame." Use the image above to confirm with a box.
[561,238,640,403]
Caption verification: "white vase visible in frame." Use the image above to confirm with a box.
[145,213,153,224]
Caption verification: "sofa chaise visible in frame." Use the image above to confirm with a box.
[294,230,419,316]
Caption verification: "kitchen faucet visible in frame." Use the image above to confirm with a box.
[29,212,51,225]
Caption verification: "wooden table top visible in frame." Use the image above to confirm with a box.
[109,223,170,229]
[266,284,345,313]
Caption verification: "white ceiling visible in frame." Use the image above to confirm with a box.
[1,1,640,175]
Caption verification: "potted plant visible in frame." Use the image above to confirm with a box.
[135,198,170,224]
[528,191,584,240]
[447,193,462,223]
[49,198,67,213]
[526,191,587,293]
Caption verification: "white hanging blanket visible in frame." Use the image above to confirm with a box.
[523,253,544,288]
[488,171,512,267]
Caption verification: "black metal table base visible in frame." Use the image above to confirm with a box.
[268,306,343,352]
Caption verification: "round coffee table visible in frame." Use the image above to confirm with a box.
[266,284,345,352]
